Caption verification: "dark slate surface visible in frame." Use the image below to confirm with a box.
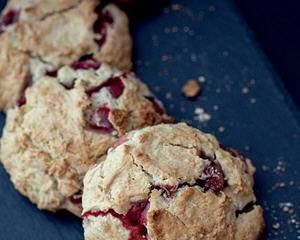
[0,0,299,239]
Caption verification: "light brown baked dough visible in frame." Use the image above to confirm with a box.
[0,63,172,216]
[82,123,265,240]
[0,0,132,111]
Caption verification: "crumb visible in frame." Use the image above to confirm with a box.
[209,5,216,12]
[163,68,169,75]
[172,26,179,33]
[136,60,142,66]
[250,79,256,85]
[162,55,169,61]
[216,88,221,93]
[152,35,158,41]
[262,165,269,172]
[242,87,249,94]
[191,53,197,62]
[218,126,225,132]
[279,182,285,187]
[165,92,172,99]
[244,145,250,151]
[213,105,219,111]
[172,78,178,84]
[182,80,201,98]
[164,27,171,34]
[194,107,211,122]
[183,26,189,32]
[198,76,206,83]
[171,4,182,11]
[154,86,160,92]
[272,223,280,229]
[250,98,256,104]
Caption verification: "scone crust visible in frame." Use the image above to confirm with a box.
[0,0,132,111]
[0,64,171,215]
[82,123,265,240]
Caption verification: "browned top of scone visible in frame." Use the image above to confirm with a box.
[0,63,172,215]
[82,123,265,240]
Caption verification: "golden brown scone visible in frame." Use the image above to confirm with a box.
[0,63,172,216]
[82,123,265,240]
[0,0,132,111]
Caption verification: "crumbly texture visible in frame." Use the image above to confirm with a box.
[0,63,172,216]
[0,0,132,111]
[182,79,201,98]
[82,123,265,240]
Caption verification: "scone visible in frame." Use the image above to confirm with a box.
[0,62,172,217]
[0,0,132,111]
[82,123,265,240]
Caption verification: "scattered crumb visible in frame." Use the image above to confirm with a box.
[250,79,256,85]
[162,55,169,61]
[218,126,225,132]
[165,92,172,99]
[172,78,178,84]
[279,182,285,187]
[242,87,249,94]
[164,27,171,34]
[194,107,211,122]
[244,145,250,151]
[154,86,160,92]
[198,76,206,83]
[136,60,142,66]
[171,3,182,11]
[273,223,280,229]
[262,165,269,172]
[183,26,189,32]
[250,98,256,104]
[172,26,179,33]
[216,88,221,93]
[191,53,197,62]
[213,105,219,111]
[182,80,201,98]
[209,5,216,12]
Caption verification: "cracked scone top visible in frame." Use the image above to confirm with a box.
[0,0,132,111]
[82,123,265,240]
[0,63,172,216]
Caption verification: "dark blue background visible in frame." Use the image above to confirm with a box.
[0,0,299,239]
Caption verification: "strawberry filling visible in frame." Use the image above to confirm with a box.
[144,96,165,115]
[83,200,149,240]
[69,190,82,205]
[71,57,100,70]
[86,75,125,99]
[0,9,20,34]
[113,135,129,149]
[93,6,114,48]
[89,106,114,134]
[16,97,26,107]
[45,69,58,77]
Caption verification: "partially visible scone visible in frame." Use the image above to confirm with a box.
[82,123,265,240]
[0,0,132,111]
[0,63,172,216]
